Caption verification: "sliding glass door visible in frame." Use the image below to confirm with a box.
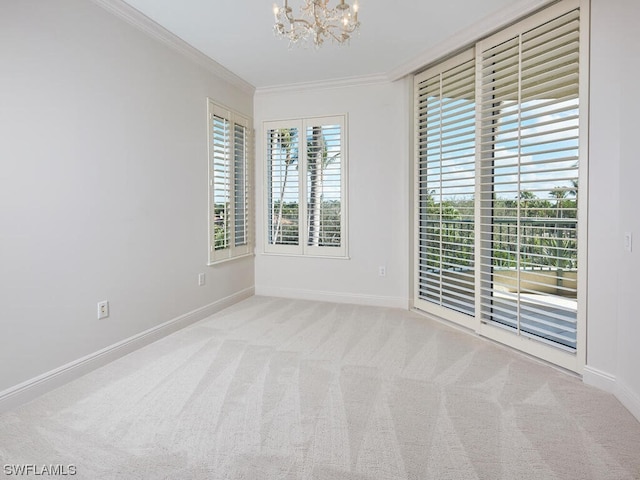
[414,0,587,372]
[415,52,476,324]
[478,8,580,351]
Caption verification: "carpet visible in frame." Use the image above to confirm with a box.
[1,296,639,479]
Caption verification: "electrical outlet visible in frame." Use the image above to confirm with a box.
[97,301,109,320]
[379,266,386,277]
[198,273,206,286]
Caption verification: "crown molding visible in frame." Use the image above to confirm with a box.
[90,0,255,95]
[388,0,558,81]
[255,73,391,96]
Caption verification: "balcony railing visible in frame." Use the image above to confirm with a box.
[419,217,578,349]
[421,217,577,278]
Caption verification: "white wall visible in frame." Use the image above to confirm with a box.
[612,0,640,418]
[586,0,640,419]
[254,80,411,308]
[0,0,254,395]
[584,0,621,383]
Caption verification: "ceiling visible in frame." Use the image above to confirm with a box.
[120,0,538,89]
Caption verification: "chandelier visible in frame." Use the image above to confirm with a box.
[273,0,360,47]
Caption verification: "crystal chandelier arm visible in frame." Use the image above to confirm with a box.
[283,6,296,24]
[328,30,349,43]
[341,21,359,34]
[291,18,313,28]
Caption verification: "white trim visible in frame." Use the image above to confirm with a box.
[479,322,581,374]
[0,287,254,414]
[207,252,255,267]
[576,0,590,374]
[260,252,351,260]
[89,0,255,95]
[583,367,640,423]
[616,379,640,423]
[407,74,417,313]
[412,306,583,378]
[255,73,390,96]
[583,365,617,393]
[388,0,557,81]
[256,285,409,309]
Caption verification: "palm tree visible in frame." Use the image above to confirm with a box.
[569,179,578,198]
[550,187,568,218]
[306,126,340,246]
[518,190,536,218]
[307,125,325,247]
[549,187,573,269]
[271,128,298,244]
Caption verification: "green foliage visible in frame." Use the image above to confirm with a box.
[270,200,341,246]
[315,199,341,246]
[423,190,578,272]
[421,189,473,270]
[271,201,299,245]
[213,203,229,250]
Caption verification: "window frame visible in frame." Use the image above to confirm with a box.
[263,114,349,258]
[207,99,253,265]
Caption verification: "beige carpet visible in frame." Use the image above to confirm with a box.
[1,296,639,479]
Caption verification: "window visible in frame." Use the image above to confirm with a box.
[413,0,586,372]
[208,100,252,263]
[265,115,347,257]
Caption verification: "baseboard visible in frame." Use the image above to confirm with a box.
[0,287,254,413]
[256,285,409,309]
[583,365,617,393]
[583,366,640,423]
[616,379,640,423]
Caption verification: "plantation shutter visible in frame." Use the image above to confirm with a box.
[234,121,248,248]
[415,51,476,318]
[266,123,302,253]
[211,112,231,256]
[304,117,344,255]
[265,116,348,257]
[478,8,580,349]
[208,100,252,263]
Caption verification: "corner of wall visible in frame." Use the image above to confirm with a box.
[616,379,640,423]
